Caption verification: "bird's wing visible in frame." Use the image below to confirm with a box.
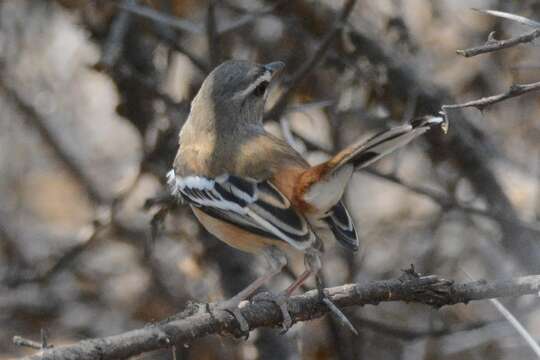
[167,170,316,250]
[324,201,359,251]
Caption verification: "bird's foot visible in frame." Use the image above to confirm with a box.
[252,291,292,333]
[209,299,250,337]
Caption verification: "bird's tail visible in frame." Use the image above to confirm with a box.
[326,115,447,175]
[296,115,446,252]
[296,115,446,214]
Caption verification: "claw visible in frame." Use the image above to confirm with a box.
[252,291,292,333]
[209,301,250,338]
[224,307,250,335]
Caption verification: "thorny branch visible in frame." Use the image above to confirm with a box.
[456,8,540,58]
[452,10,540,108]
[442,80,540,112]
[456,28,540,57]
[15,273,540,360]
[342,18,540,272]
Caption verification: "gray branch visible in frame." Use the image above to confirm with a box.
[442,80,540,111]
[456,29,540,57]
[16,274,540,360]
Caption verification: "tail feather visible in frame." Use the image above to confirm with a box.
[296,115,446,215]
[296,115,445,252]
[328,115,445,175]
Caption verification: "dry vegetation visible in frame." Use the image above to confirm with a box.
[2,0,540,359]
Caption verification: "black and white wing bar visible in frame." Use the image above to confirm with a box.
[167,170,316,250]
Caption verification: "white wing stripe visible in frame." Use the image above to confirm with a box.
[167,170,315,250]
[246,209,307,248]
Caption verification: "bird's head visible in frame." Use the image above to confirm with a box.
[190,60,284,130]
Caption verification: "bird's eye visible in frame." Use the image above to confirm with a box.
[253,81,269,97]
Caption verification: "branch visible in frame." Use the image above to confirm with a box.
[265,0,357,120]
[364,169,540,235]
[96,0,136,70]
[117,1,276,36]
[116,1,202,34]
[16,274,540,360]
[456,29,540,57]
[0,77,105,204]
[7,212,111,286]
[472,9,540,28]
[206,0,221,68]
[442,80,540,111]
[150,27,209,73]
[335,25,540,272]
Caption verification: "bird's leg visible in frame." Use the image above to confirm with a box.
[253,248,322,333]
[283,269,311,295]
[275,248,357,334]
[309,251,359,335]
[285,247,322,295]
[213,246,287,333]
[248,246,296,332]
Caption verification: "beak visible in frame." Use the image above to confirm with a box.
[264,61,285,77]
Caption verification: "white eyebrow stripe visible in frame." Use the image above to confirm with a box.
[233,71,272,99]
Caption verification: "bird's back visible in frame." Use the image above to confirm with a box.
[175,125,308,182]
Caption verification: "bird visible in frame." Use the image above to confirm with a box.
[167,59,445,331]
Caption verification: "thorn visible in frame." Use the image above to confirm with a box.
[487,31,498,43]
[40,328,49,349]
[322,296,359,335]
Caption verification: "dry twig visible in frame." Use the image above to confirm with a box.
[97,0,137,70]
[456,29,540,57]
[442,81,540,111]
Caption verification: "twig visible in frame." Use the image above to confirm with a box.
[265,0,357,120]
[117,1,275,36]
[8,209,112,286]
[489,298,540,358]
[150,27,209,73]
[0,217,30,271]
[116,2,202,34]
[442,81,540,111]
[13,328,53,350]
[462,269,540,358]
[16,274,540,360]
[13,337,43,350]
[116,63,183,110]
[353,316,501,341]
[364,169,540,235]
[97,0,137,70]
[331,20,540,271]
[206,0,221,68]
[322,297,358,335]
[456,28,540,57]
[217,4,278,35]
[472,9,540,28]
[0,77,105,204]
[4,173,140,287]
[40,329,50,351]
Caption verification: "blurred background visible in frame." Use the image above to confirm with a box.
[2,0,540,359]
